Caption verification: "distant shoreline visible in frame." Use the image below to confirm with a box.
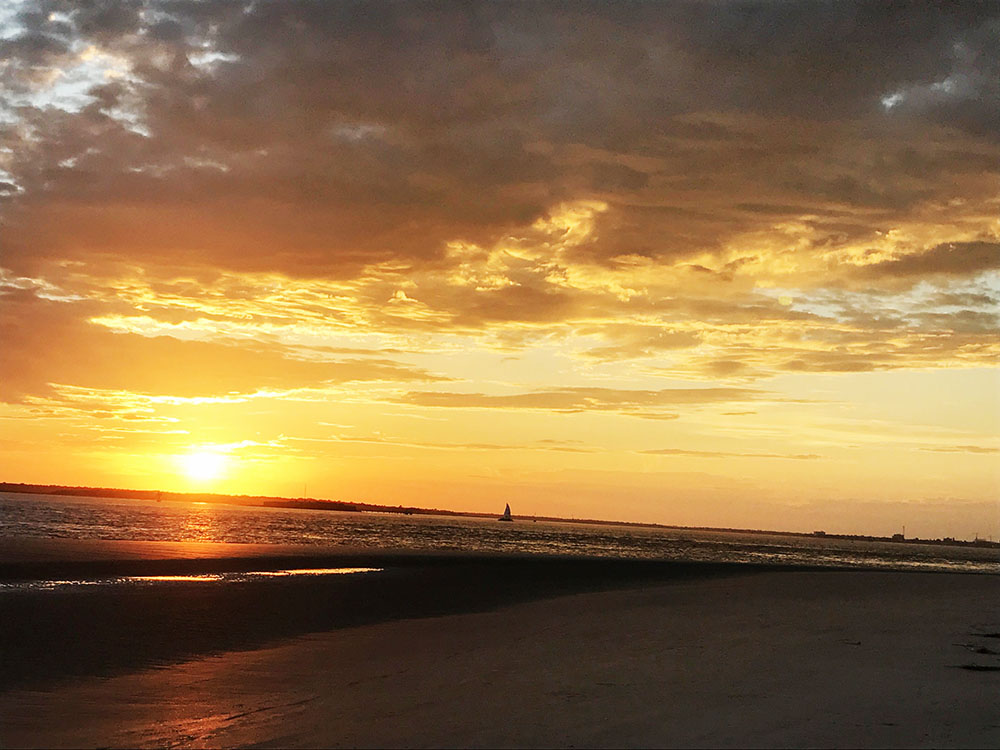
[2,481,997,549]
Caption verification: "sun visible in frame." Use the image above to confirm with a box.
[181,450,228,482]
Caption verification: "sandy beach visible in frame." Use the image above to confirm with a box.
[1,541,998,748]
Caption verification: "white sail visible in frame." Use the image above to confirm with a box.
[499,503,513,521]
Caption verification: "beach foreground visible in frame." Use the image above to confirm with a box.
[2,559,998,749]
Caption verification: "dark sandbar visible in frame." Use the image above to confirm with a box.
[1,538,797,693]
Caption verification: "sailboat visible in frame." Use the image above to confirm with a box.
[498,503,513,522]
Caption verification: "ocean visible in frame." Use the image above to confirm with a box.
[2,491,997,575]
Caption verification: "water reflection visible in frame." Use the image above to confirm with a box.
[0,567,384,592]
[252,567,380,576]
[130,575,223,582]
[178,506,221,542]
[127,568,381,583]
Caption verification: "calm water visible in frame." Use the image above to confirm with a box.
[2,492,997,574]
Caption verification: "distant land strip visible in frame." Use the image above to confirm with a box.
[2,481,996,549]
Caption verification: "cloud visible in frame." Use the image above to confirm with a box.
[858,241,1000,279]
[396,386,762,416]
[297,434,598,454]
[0,290,448,402]
[641,448,822,460]
[1,0,998,407]
[3,1,999,280]
[921,445,999,454]
[578,324,702,360]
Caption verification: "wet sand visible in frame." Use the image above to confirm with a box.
[0,539,767,693]
[1,541,998,748]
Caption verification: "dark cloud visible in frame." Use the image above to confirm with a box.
[912,310,999,335]
[929,291,998,308]
[2,1,999,279]
[859,241,1000,279]
[0,0,997,396]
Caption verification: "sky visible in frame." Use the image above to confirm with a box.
[0,1,997,539]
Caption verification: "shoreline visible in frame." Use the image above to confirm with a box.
[2,538,997,696]
[0,537,837,587]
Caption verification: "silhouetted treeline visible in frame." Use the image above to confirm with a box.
[0,482,471,518]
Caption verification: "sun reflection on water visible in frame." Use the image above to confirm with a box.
[0,568,384,592]
[129,574,224,582]
[124,568,382,584]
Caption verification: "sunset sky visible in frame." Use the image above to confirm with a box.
[1,1,997,538]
